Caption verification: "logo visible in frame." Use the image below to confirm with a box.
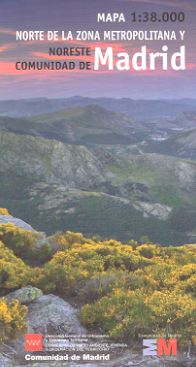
[143,338,177,356]
[25,334,43,352]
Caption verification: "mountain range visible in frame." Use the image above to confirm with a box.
[1,96,196,122]
[0,97,195,245]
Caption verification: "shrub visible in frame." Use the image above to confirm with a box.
[136,244,160,258]
[0,224,52,264]
[80,290,153,341]
[0,298,27,342]
[78,272,120,303]
[0,240,31,294]
[0,208,12,216]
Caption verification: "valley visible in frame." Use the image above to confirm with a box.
[0,97,195,245]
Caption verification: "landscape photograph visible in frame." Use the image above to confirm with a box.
[0,97,196,245]
[0,0,196,366]
[0,97,195,366]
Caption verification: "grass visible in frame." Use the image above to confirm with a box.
[106,159,195,208]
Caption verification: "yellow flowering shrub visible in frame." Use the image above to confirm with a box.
[0,240,31,292]
[0,208,12,216]
[0,298,27,342]
[0,213,195,349]
[0,223,51,264]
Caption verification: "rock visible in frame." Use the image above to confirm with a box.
[0,131,105,189]
[0,294,87,366]
[133,201,172,221]
[27,294,86,335]
[175,161,196,190]
[0,353,12,367]
[5,286,43,305]
[0,215,34,231]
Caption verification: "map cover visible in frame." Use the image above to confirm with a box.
[0,0,195,366]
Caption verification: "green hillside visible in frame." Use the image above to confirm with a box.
[0,130,196,244]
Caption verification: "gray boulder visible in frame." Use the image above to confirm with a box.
[0,294,86,366]
[0,353,12,367]
[27,294,86,335]
[133,201,172,221]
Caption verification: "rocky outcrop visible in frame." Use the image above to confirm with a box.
[0,353,12,367]
[27,294,86,335]
[0,131,105,189]
[0,215,34,231]
[5,286,43,305]
[133,201,172,220]
[172,127,196,159]
[0,293,87,366]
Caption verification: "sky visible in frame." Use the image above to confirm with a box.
[0,0,195,100]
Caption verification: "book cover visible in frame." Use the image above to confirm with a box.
[0,0,195,366]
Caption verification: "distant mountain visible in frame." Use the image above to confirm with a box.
[169,128,196,159]
[1,97,196,123]
[142,126,196,159]
[1,105,195,161]
[0,106,146,145]
[30,105,140,144]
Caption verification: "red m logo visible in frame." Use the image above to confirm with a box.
[157,338,177,356]
[143,338,177,356]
